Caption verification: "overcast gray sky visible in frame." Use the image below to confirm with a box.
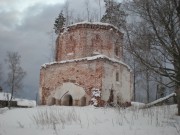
[0,0,68,100]
[0,0,107,100]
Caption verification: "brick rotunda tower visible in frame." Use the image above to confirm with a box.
[40,22,133,106]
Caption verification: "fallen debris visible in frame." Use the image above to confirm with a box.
[144,93,176,108]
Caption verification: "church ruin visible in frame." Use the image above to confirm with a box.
[39,22,133,106]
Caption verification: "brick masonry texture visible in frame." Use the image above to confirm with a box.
[40,23,133,106]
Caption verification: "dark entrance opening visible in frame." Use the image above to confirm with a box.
[62,94,73,106]
[69,95,73,106]
[108,90,114,106]
[51,97,56,105]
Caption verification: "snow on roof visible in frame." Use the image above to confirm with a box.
[131,102,145,108]
[70,21,119,29]
[61,21,122,35]
[0,92,36,107]
[144,93,176,108]
[41,54,132,71]
[16,99,36,107]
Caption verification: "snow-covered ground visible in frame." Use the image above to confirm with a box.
[0,105,180,135]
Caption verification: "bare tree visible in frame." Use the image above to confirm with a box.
[54,0,105,26]
[47,30,56,62]
[98,0,102,20]
[101,0,127,29]
[90,8,99,22]
[85,0,90,21]
[74,14,84,23]
[124,50,155,102]
[125,0,180,115]
[64,0,70,26]
[0,63,3,92]
[5,52,26,107]
[0,64,3,85]
[124,52,138,101]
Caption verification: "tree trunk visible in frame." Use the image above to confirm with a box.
[175,67,180,116]
[133,59,136,101]
[177,85,180,115]
[175,65,180,115]
[146,69,150,103]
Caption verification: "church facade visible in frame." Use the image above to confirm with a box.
[39,22,133,106]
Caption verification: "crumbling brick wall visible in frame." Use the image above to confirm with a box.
[56,23,123,62]
[40,60,104,105]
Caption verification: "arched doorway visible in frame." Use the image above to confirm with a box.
[81,97,86,106]
[62,94,73,106]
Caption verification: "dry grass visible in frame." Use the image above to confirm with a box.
[31,107,81,128]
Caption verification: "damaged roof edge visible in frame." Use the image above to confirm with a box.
[41,54,132,72]
[60,21,123,36]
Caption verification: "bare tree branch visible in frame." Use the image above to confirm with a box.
[5,52,26,107]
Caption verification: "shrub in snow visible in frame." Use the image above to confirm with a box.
[90,88,103,107]
[92,88,101,97]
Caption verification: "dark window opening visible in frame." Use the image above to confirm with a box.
[116,72,119,82]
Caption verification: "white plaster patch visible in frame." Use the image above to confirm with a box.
[67,53,74,56]
[53,82,85,100]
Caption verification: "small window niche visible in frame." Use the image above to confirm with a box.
[115,46,119,57]
[116,72,119,82]
[115,39,121,58]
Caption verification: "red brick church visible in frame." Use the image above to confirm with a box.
[39,22,133,106]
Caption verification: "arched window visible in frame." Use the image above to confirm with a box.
[116,72,119,82]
